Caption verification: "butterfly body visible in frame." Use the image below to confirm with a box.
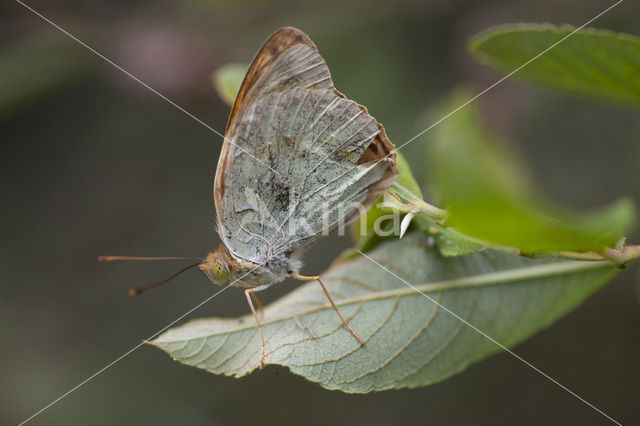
[199,243,297,289]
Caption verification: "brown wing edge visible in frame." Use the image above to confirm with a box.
[225,27,322,133]
[346,109,398,224]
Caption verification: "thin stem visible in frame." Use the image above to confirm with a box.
[513,246,640,267]
[384,185,448,223]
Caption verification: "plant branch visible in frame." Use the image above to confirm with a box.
[383,187,640,267]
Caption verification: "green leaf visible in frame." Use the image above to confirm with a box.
[469,24,640,107]
[426,90,635,253]
[150,233,619,392]
[211,63,248,106]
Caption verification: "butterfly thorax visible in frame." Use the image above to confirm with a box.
[199,244,295,289]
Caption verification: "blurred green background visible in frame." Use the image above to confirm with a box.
[2,0,640,425]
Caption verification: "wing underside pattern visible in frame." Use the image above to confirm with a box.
[219,88,390,262]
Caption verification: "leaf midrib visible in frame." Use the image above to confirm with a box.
[153,259,612,343]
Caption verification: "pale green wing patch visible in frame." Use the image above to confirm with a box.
[151,233,619,392]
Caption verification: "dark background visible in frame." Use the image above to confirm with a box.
[2,0,639,425]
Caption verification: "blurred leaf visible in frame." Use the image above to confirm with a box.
[431,225,485,257]
[350,151,422,250]
[0,34,91,120]
[151,233,619,392]
[426,90,635,253]
[212,63,247,106]
[469,24,640,107]
[389,151,423,199]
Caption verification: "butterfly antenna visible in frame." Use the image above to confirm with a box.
[98,256,204,262]
[97,255,205,296]
[127,262,201,297]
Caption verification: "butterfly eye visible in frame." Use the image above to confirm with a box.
[211,260,230,282]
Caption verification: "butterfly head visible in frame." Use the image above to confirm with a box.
[199,244,234,286]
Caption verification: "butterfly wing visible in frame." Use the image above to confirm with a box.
[224,27,333,134]
[214,27,397,264]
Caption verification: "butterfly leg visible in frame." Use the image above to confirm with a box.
[250,291,264,321]
[291,274,365,345]
[244,284,271,369]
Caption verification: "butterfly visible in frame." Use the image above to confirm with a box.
[101,27,398,369]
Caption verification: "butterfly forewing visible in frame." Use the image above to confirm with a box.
[225,28,333,133]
